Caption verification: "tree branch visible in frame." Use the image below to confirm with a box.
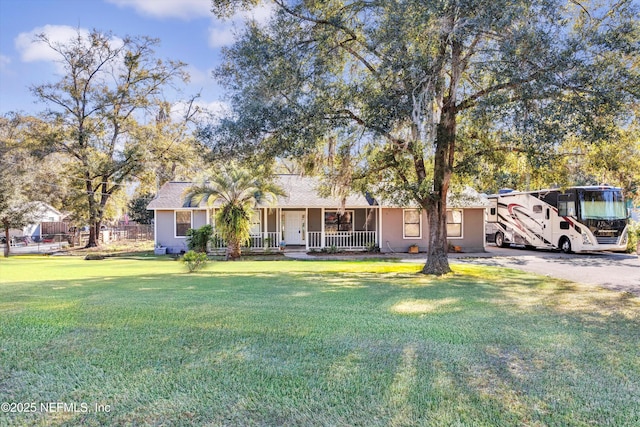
[456,71,543,112]
[274,0,379,75]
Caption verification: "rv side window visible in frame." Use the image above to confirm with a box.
[558,194,576,217]
[559,202,567,217]
[558,201,576,217]
[533,205,543,214]
[490,207,496,216]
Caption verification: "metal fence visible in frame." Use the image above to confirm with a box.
[2,224,154,253]
[103,224,154,242]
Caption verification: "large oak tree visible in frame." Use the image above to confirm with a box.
[31,29,189,247]
[209,0,638,274]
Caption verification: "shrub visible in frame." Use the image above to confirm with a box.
[321,245,339,254]
[365,242,380,253]
[186,225,213,253]
[182,250,209,272]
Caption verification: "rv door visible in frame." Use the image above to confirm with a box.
[487,198,498,223]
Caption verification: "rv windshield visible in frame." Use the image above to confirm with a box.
[578,189,627,220]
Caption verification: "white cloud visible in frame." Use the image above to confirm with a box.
[14,25,126,81]
[241,3,274,24]
[185,64,212,86]
[106,0,211,20]
[208,24,239,48]
[0,54,11,71]
[172,99,231,122]
[15,25,89,63]
[198,100,231,118]
[207,3,274,48]
[108,0,274,49]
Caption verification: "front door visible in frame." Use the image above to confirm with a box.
[283,211,305,245]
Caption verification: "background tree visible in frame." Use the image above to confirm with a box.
[185,164,284,259]
[132,99,209,194]
[0,200,43,258]
[457,111,640,205]
[31,29,188,247]
[208,0,638,274]
[0,113,77,214]
[127,193,155,225]
[0,115,43,257]
[0,197,42,258]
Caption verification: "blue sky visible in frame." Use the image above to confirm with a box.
[0,0,271,116]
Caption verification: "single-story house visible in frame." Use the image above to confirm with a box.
[147,175,490,254]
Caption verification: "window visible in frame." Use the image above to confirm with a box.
[558,201,576,217]
[403,209,421,239]
[175,211,192,237]
[250,211,261,235]
[558,194,576,217]
[447,209,463,238]
[325,210,353,233]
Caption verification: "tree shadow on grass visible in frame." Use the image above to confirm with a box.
[1,261,639,426]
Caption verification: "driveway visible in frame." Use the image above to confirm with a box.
[2,242,69,255]
[452,245,640,296]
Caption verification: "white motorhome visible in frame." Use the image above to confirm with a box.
[486,186,628,253]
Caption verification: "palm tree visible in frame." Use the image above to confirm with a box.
[185,165,284,260]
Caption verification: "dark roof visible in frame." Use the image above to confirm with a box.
[147,175,374,210]
[146,176,490,210]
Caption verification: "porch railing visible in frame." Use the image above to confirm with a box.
[209,232,280,251]
[248,232,280,249]
[308,231,377,250]
[209,230,376,251]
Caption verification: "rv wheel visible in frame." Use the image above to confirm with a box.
[559,237,572,254]
[495,232,507,248]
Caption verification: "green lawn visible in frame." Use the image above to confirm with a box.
[0,256,638,426]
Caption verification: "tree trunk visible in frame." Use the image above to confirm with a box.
[421,103,456,275]
[87,191,109,248]
[3,223,10,258]
[227,240,242,260]
[422,197,451,275]
[85,175,99,248]
[86,222,99,248]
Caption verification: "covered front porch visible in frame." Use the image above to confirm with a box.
[209,207,380,252]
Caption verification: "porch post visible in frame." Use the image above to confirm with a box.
[378,205,383,250]
[302,208,309,252]
[321,207,325,249]
[365,208,369,232]
[205,208,211,252]
[263,207,267,248]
